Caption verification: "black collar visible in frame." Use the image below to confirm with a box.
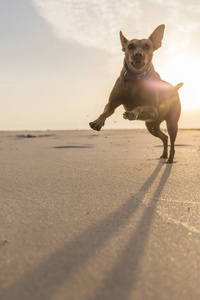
[122,58,152,82]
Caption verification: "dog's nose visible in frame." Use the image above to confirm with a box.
[134,51,143,57]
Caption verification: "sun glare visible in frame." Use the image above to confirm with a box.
[158,55,200,110]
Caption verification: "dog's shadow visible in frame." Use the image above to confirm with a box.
[0,163,172,300]
[92,163,172,300]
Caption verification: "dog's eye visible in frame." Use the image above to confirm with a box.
[144,44,151,51]
[127,44,135,50]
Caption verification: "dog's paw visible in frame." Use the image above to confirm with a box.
[123,111,137,121]
[166,158,174,164]
[160,154,168,159]
[89,121,104,131]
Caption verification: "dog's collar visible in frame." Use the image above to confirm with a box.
[122,58,152,82]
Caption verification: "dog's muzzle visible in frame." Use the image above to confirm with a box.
[134,51,144,58]
[131,51,145,69]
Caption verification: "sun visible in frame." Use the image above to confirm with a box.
[158,55,200,110]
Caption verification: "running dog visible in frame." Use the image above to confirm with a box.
[89,25,183,163]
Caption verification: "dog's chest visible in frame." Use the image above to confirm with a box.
[122,81,150,110]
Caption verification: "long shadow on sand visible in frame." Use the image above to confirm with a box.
[0,163,171,300]
[92,164,172,300]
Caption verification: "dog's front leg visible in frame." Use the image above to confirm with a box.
[123,105,158,121]
[89,102,115,131]
[90,99,121,131]
[90,79,123,131]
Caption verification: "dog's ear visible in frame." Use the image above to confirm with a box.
[148,24,165,51]
[120,31,128,52]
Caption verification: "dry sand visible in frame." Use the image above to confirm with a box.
[0,129,200,300]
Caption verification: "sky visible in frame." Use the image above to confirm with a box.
[1,0,200,130]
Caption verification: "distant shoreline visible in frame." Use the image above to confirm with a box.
[0,128,200,133]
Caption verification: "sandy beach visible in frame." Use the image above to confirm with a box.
[0,129,200,300]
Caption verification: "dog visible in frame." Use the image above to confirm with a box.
[89,25,183,163]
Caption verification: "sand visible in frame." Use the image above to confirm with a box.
[0,129,200,300]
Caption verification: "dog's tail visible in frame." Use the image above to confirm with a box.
[174,82,184,90]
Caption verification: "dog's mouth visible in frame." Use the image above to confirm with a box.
[131,61,145,70]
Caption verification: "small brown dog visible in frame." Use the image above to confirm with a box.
[89,25,183,163]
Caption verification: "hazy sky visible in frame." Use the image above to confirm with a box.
[1,0,200,130]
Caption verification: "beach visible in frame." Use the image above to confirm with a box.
[0,129,200,300]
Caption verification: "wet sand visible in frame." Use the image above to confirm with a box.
[0,129,200,300]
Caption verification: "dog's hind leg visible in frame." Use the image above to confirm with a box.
[145,121,168,159]
[166,121,178,163]
[165,97,181,163]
